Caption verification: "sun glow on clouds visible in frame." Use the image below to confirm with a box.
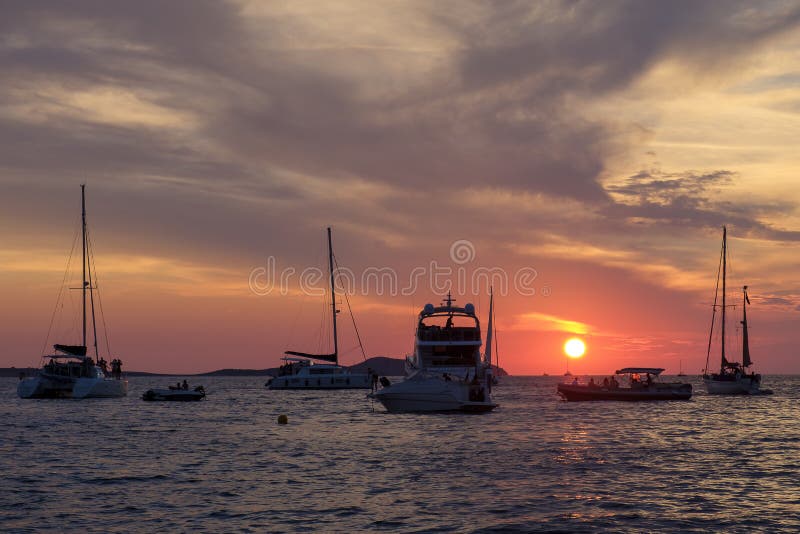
[512,312,592,335]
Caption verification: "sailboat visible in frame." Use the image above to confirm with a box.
[18,185,128,399]
[702,226,770,395]
[677,360,686,377]
[266,228,371,390]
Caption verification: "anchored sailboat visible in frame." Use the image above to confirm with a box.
[267,227,371,390]
[702,226,771,395]
[18,185,128,399]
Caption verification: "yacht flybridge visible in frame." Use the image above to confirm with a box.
[371,291,497,413]
[18,185,128,399]
[267,228,371,390]
[702,227,772,395]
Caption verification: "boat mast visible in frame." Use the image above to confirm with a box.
[328,227,339,365]
[720,226,727,373]
[81,184,87,352]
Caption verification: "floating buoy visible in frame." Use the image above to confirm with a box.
[277,414,288,424]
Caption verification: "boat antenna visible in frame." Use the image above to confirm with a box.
[327,227,339,365]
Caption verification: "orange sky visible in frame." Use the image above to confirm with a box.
[1,2,799,374]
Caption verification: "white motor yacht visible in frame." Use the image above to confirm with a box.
[372,291,497,413]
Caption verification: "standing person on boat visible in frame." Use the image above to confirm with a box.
[182,379,189,390]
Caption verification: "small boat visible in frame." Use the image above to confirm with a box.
[267,228,370,390]
[557,368,692,401]
[18,185,128,399]
[142,385,206,401]
[702,227,772,395]
[677,360,687,377]
[372,290,497,413]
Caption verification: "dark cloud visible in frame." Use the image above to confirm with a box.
[0,0,799,269]
[605,169,800,241]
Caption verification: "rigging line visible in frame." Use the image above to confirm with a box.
[704,237,724,374]
[40,224,82,359]
[86,226,99,359]
[332,252,367,361]
[87,227,112,358]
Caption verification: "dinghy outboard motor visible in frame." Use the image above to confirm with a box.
[379,376,391,388]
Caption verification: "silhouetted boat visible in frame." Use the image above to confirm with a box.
[267,228,370,390]
[142,386,206,401]
[557,368,692,401]
[677,360,686,377]
[371,291,497,412]
[18,185,128,399]
[702,227,772,395]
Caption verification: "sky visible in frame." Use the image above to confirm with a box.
[1,1,799,374]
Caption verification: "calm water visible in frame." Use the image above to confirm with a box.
[2,375,799,533]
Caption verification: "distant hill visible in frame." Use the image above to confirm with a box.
[0,367,38,378]
[349,357,406,376]
[1,357,508,378]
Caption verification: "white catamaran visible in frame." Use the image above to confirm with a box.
[266,228,371,390]
[702,226,771,395]
[18,185,128,399]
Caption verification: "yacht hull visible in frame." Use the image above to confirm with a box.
[372,378,496,413]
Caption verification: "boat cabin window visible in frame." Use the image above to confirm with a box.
[418,314,479,342]
[418,344,478,367]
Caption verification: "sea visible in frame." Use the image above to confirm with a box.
[2,375,799,533]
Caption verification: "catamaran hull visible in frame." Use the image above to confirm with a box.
[557,384,692,401]
[268,375,371,390]
[704,376,764,395]
[17,376,128,399]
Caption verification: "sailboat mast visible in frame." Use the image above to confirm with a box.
[327,227,339,365]
[81,184,87,350]
[720,226,726,372]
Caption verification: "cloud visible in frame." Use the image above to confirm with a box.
[604,169,800,241]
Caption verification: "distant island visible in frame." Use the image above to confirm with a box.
[1,356,508,378]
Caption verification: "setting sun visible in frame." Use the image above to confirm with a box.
[564,338,586,358]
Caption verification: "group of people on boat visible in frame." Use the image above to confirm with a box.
[104,358,124,379]
[277,362,300,376]
[576,376,622,389]
[169,379,190,391]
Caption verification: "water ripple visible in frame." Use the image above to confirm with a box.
[1,376,799,532]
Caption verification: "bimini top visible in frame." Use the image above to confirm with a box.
[615,367,665,375]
